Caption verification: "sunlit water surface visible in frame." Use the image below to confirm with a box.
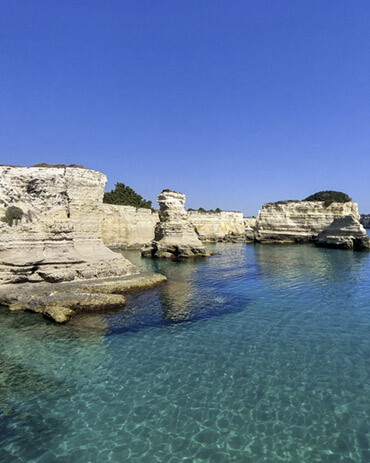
[1,243,370,462]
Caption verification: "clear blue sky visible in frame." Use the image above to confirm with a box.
[1,1,369,215]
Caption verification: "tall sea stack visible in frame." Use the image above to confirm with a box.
[142,190,209,258]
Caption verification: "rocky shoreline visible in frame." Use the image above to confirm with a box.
[0,273,167,323]
[0,165,369,323]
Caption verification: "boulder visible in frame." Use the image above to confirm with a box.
[315,215,370,250]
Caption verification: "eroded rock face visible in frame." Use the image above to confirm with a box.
[315,215,370,250]
[188,210,245,242]
[254,201,360,243]
[0,165,138,284]
[101,204,159,248]
[141,190,209,258]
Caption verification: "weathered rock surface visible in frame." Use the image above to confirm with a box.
[0,165,139,284]
[315,215,370,250]
[101,204,159,248]
[141,190,210,258]
[360,214,370,229]
[254,200,359,243]
[244,217,257,242]
[101,205,247,248]
[0,165,169,322]
[188,210,245,242]
[0,273,167,323]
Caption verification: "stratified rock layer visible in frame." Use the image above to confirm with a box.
[142,190,209,258]
[188,210,245,242]
[1,273,167,323]
[101,204,159,248]
[254,201,360,243]
[0,165,138,284]
[315,215,370,250]
[0,165,169,322]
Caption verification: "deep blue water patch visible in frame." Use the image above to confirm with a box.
[0,243,370,462]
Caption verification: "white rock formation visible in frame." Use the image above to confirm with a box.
[101,204,159,248]
[141,190,209,258]
[188,210,245,242]
[315,215,370,250]
[244,217,257,242]
[0,165,138,284]
[254,200,360,243]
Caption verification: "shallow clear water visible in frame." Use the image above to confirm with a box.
[1,243,370,462]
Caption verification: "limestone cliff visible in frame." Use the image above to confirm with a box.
[101,204,158,248]
[188,211,245,242]
[101,206,247,247]
[315,215,370,250]
[0,165,138,284]
[142,190,209,258]
[254,201,359,243]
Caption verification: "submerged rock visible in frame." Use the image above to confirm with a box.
[141,190,210,258]
[315,215,370,250]
[0,273,167,323]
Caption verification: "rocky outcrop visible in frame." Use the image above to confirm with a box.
[101,204,159,248]
[244,217,257,242]
[1,273,167,323]
[0,165,139,284]
[188,210,245,242]
[0,165,167,322]
[315,215,370,250]
[254,201,359,243]
[360,214,370,228]
[141,190,210,258]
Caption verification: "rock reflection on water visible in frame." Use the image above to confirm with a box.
[158,262,195,322]
[1,243,370,463]
[101,247,250,334]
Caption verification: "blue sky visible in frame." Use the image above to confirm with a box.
[1,0,369,215]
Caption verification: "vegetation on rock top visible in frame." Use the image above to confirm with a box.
[104,182,152,209]
[188,207,222,213]
[1,206,24,226]
[32,163,86,168]
[303,191,352,206]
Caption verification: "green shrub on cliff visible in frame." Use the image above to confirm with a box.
[303,191,351,207]
[1,206,24,226]
[188,207,223,213]
[103,182,152,209]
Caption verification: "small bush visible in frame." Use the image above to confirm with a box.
[1,206,24,226]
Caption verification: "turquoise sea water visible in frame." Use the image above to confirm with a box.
[1,243,370,462]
